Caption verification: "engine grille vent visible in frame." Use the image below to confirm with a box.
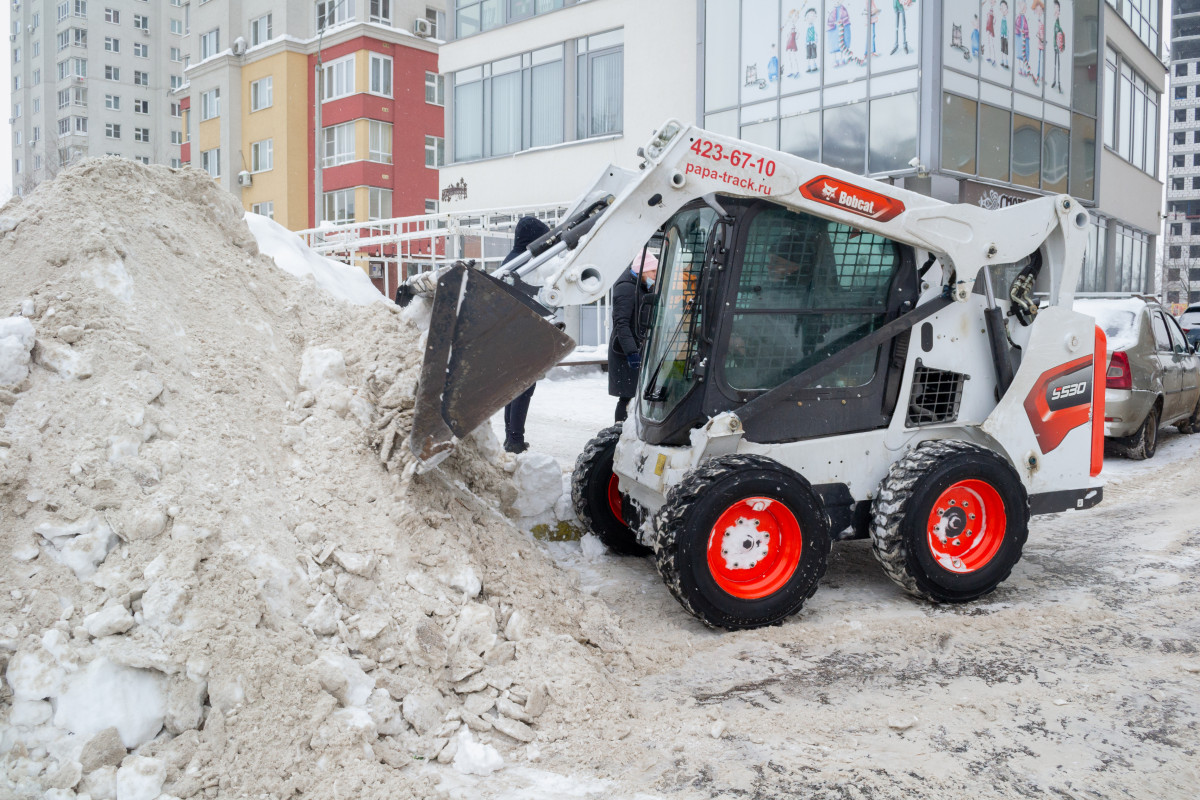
[906,366,965,427]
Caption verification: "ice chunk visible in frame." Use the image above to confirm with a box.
[303,593,340,635]
[9,698,53,727]
[53,657,166,748]
[115,756,165,800]
[452,730,503,775]
[81,260,134,303]
[34,339,93,380]
[299,347,347,391]
[83,604,135,638]
[6,643,66,700]
[401,686,446,736]
[315,651,375,708]
[0,315,35,385]
[452,602,497,658]
[510,453,563,518]
[36,517,119,581]
[580,533,607,559]
[245,213,384,306]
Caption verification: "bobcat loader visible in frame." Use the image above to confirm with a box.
[404,121,1105,630]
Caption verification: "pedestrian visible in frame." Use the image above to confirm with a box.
[608,249,658,423]
[501,215,551,453]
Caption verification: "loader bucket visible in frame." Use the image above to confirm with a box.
[409,263,575,465]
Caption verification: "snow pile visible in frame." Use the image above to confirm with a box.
[246,212,385,306]
[0,159,630,799]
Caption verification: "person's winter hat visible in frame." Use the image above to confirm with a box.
[513,216,551,252]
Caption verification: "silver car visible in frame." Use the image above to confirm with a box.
[1075,298,1200,459]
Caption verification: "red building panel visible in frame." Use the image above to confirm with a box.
[308,36,443,228]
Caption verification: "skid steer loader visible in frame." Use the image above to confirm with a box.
[404,120,1105,630]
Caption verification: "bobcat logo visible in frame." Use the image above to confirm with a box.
[820,182,839,201]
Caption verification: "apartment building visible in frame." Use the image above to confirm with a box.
[9,0,186,194]
[1165,0,1200,310]
[179,0,445,234]
[437,0,1164,295]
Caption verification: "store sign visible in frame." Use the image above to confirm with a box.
[441,178,468,203]
[799,175,906,222]
[960,181,1040,210]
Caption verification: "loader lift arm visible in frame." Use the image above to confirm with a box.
[405,119,1092,464]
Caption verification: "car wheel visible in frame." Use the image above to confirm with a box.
[1115,403,1160,460]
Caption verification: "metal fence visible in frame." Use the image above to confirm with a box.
[295,204,612,349]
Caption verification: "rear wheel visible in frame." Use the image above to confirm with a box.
[1176,396,1200,435]
[1113,403,1159,460]
[870,440,1028,603]
[571,424,650,556]
[652,455,830,630]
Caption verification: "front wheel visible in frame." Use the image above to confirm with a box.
[571,424,650,556]
[652,455,830,630]
[870,440,1029,603]
[1176,395,1200,435]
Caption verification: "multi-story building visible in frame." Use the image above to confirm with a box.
[9,0,187,194]
[1165,0,1200,311]
[179,0,445,238]
[437,0,1163,296]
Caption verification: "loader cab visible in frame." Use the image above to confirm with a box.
[637,197,918,446]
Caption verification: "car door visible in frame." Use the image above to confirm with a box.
[1150,310,1183,419]
[1165,312,1200,419]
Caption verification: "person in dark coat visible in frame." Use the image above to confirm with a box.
[608,250,659,422]
[502,216,552,453]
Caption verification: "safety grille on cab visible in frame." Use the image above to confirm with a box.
[906,366,965,427]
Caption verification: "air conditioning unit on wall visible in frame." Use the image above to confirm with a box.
[232,37,246,56]
[413,18,433,38]
[236,170,252,187]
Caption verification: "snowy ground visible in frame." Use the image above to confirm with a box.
[487,370,1200,799]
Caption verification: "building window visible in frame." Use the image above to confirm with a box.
[369,54,393,97]
[104,7,118,23]
[250,76,273,111]
[201,148,220,178]
[73,0,87,18]
[576,30,623,139]
[201,29,219,60]
[1170,246,1182,259]
[251,201,274,219]
[1174,178,1185,191]
[456,0,561,38]
[426,7,445,38]
[1193,222,1200,235]
[250,13,272,46]
[134,99,148,113]
[171,130,183,144]
[426,135,444,167]
[1175,155,1185,168]
[105,65,120,81]
[134,14,148,30]
[1107,0,1158,55]
[1178,63,1188,77]
[171,18,183,35]
[74,117,89,133]
[134,42,148,58]
[200,88,220,120]
[104,37,119,53]
[369,120,392,163]
[1176,87,1188,100]
[322,55,355,101]
[1106,50,1158,178]
[454,44,565,161]
[170,47,183,62]
[134,71,149,86]
[322,122,355,166]
[251,139,273,172]
[57,31,68,51]
[170,102,182,117]
[170,75,182,90]
[1177,132,1187,145]
[1171,223,1183,236]
[134,127,149,143]
[323,189,355,223]
[425,71,444,105]
[369,0,391,26]
[369,188,392,221]
[425,199,439,214]
[136,156,150,165]
[317,0,354,32]
[105,94,119,110]
[1175,109,1186,123]
[12,75,19,91]
[105,123,121,139]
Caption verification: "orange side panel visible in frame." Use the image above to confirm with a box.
[1091,326,1107,477]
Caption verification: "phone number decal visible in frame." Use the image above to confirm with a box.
[689,138,777,176]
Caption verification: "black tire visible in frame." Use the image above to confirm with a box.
[571,424,650,556]
[1114,403,1159,460]
[870,440,1029,604]
[652,454,831,630]
[1175,395,1200,435]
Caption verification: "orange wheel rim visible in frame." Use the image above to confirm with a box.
[925,479,1006,573]
[706,497,802,600]
[607,473,624,523]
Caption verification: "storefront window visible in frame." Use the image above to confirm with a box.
[1042,123,1069,193]
[869,92,918,173]
[979,104,1011,182]
[823,102,866,174]
[780,110,820,161]
[1012,114,1042,189]
[941,93,977,174]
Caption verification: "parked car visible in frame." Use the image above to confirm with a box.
[1180,303,1200,348]
[1075,298,1200,460]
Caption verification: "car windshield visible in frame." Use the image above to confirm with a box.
[1074,300,1141,351]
